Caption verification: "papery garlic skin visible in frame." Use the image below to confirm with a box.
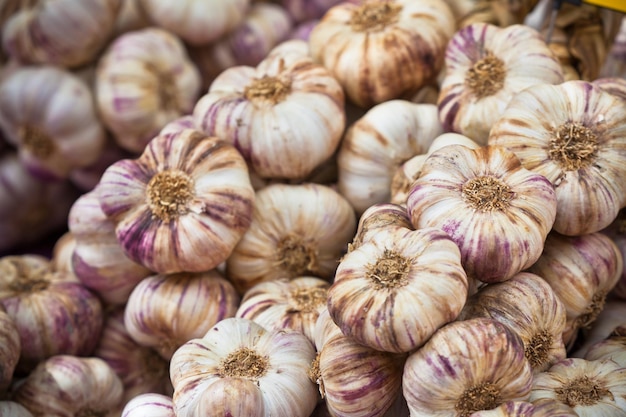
[0,402,34,417]
[530,358,626,416]
[309,0,455,108]
[226,183,356,294]
[137,0,250,45]
[488,80,626,236]
[593,77,626,101]
[193,43,344,180]
[468,399,578,416]
[0,66,106,180]
[337,100,443,214]
[97,129,255,274]
[0,305,19,392]
[403,318,533,417]
[2,0,121,68]
[122,393,175,417]
[438,22,563,145]
[124,270,240,360]
[407,145,557,283]
[170,317,318,417]
[585,328,626,368]
[14,355,124,417]
[96,28,202,153]
[328,227,468,353]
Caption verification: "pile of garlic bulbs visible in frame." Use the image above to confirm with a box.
[1,0,626,416]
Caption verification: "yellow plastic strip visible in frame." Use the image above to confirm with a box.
[583,0,626,12]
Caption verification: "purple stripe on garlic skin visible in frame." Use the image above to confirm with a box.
[121,393,175,417]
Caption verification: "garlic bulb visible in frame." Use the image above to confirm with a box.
[438,22,563,145]
[407,145,557,283]
[328,226,468,353]
[0,66,106,180]
[458,272,567,373]
[226,183,356,294]
[236,276,329,344]
[68,188,151,305]
[446,0,540,28]
[311,308,407,417]
[96,27,202,153]
[529,358,626,416]
[593,77,626,101]
[349,202,413,252]
[337,100,443,214]
[528,232,622,348]
[309,0,455,108]
[170,317,318,417]
[467,399,578,417]
[97,129,255,274]
[585,325,626,367]
[137,0,250,45]
[2,0,121,68]
[0,305,19,392]
[14,355,124,416]
[0,402,34,417]
[572,300,626,359]
[403,318,533,417]
[488,80,626,236]
[0,255,103,371]
[112,0,150,36]
[122,393,175,417]
[124,269,240,360]
[193,42,345,180]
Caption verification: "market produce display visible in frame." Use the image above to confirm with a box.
[0,0,626,416]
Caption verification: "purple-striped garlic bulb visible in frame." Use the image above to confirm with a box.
[467,399,578,416]
[0,66,106,180]
[97,129,255,274]
[437,22,563,145]
[327,226,469,353]
[94,308,172,409]
[310,308,407,417]
[337,100,443,214]
[193,40,345,181]
[68,187,152,305]
[170,317,318,417]
[488,80,626,236]
[95,27,202,153]
[529,358,626,416]
[158,115,195,136]
[236,276,329,344]
[122,393,175,417]
[137,0,250,46]
[403,318,533,417]
[13,355,124,416]
[585,325,626,368]
[458,272,567,373]
[0,255,103,372]
[124,269,240,360]
[309,0,455,108]
[407,145,557,284]
[2,0,121,68]
[0,304,20,393]
[348,202,413,252]
[0,402,34,417]
[226,183,356,294]
[528,232,623,348]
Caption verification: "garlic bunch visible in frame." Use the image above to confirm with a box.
[309,0,455,108]
[328,226,469,353]
[459,272,567,373]
[0,255,103,371]
[407,145,557,283]
[96,27,202,153]
[489,80,626,236]
[403,318,533,417]
[97,129,255,274]
[337,100,443,214]
[236,276,329,344]
[226,183,356,294]
[0,66,106,180]
[0,305,19,393]
[170,317,318,417]
[530,358,626,416]
[438,22,563,145]
[2,0,121,68]
[467,399,578,417]
[124,269,240,360]
[13,355,124,416]
[193,41,345,180]
[122,394,175,417]
[137,0,250,45]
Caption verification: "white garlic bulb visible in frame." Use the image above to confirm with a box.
[122,393,176,417]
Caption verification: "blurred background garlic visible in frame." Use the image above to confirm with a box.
[0,66,107,181]
[444,0,539,28]
[584,324,626,367]
[309,0,456,108]
[96,27,202,153]
[97,129,255,274]
[1,0,121,68]
[0,402,34,417]
[437,22,564,145]
[489,80,626,236]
